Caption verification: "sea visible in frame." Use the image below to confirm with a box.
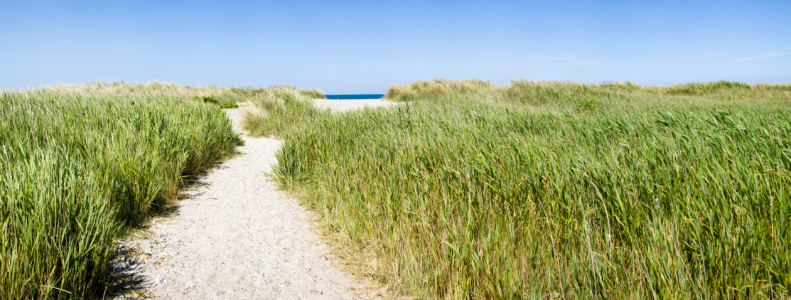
[324,94,385,100]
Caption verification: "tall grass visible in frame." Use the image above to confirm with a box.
[43,80,287,109]
[251,80,791,298]
[385,79,495,102]
[242,85,326,137]
[0,89,242,299]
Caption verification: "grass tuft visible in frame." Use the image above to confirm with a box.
[241,85,326,137]
[385,79,495,102]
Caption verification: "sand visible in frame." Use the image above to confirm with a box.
[313,99,398,112]
[111,101,388,299]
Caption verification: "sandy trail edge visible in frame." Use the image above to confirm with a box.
[111,103,376,299]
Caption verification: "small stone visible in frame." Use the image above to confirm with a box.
[155,277,165,284]
[185,281,195,288]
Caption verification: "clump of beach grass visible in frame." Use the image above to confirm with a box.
[43,81,272,109]
[0,89,242,299]
[754,83,791,91]
[384,78,495,102]
[241,85,326,137]
[247,79,791,298]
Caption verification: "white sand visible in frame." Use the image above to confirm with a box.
[313,99,398,112]
[111,102,384,299]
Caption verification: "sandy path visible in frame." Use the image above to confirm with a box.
[112,103,374,299]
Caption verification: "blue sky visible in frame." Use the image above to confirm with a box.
[1,0,789,93]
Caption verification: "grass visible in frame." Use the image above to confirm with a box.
[246,79,791,298]
[385,78,495,102]
[241,85,326,137]
[43,80,310,109]
[0,86,242,299]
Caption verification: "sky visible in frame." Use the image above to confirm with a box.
[1,0,789,93]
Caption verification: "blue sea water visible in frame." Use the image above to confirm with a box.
[324,94,385,100]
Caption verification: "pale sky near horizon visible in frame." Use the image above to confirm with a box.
[1,0,789,93]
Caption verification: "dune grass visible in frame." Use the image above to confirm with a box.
[241,85,326,137]
[385,79,495,102]
[43,80,298,109]
[0,87,242,299]
[247,79,791,298]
